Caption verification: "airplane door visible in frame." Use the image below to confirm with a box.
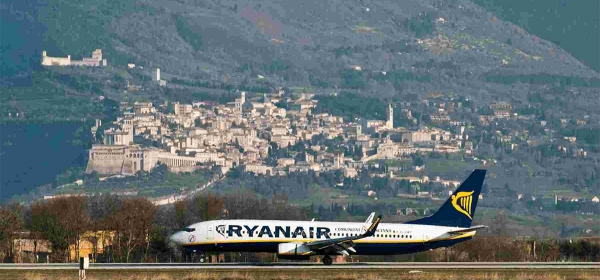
[207,224,214,240]
[423,232,432,247]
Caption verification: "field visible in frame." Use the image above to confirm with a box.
[3,269,598,280]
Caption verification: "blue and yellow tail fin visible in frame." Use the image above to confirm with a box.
[406,169,486,228]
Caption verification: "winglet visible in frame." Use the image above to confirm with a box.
[363,215,382,237]
[365,212,375,224]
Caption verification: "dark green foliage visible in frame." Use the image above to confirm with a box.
[174,16,203,51]
[471,0,600,72]
[563,127,600,146]
[556,200,600,215]
[340,69,367,89]
[262,60,290,74]
[482,73,600,87]
[274,100,288,109]
[314,92,385,121]
[372,70,432,90]
[309,74,331,88]
[558,239,600,261]
[333,47,354,58]
[404,12,436,38]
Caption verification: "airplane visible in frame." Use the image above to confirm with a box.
[170,169,487,265]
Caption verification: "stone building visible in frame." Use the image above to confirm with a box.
[377,139,413,158]
[103,128,133,146]
[174,102,193,116]
[42,49,107,67]
[86,145,158,174]
[11,232,52,263]
[245,164,273,175]
[41,51,71,66]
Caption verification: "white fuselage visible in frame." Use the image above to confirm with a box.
[170,219,475,256]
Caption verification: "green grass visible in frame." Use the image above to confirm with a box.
[384,159,412,168]
[55,170,212,198]
[425,159,471,173]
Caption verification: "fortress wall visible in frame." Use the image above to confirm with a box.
[42,49,106,67]
[86,146,128,175]
[86,145,215,175]
[168,166,200,173]
[42,54,71,66]
[86,145,162,175]
[86,155,126,175]
[71,60,101,66]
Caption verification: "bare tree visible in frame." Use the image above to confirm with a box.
[111,198,156,263]
[0,204,22,262]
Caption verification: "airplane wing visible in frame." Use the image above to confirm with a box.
[305,215,381,256]
[447,225,487,235]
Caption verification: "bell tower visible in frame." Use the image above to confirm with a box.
[386,103,394,129]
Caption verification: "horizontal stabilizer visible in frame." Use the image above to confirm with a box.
[447,225,487,235]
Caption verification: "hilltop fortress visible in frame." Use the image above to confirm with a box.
[42,49,107,67]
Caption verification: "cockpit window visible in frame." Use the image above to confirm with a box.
[182,227,196,232]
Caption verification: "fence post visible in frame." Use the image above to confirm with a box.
[79,256,89,280]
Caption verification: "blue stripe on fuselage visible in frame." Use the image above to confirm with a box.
[183,236,472,255]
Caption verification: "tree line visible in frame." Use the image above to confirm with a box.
[0,191,311,263]
[1,193,598,263]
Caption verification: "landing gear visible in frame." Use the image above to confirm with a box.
[322,255,333,265]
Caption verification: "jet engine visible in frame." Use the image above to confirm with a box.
[277,243,312,260]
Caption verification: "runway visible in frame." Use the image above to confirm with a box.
[2,262,599,270]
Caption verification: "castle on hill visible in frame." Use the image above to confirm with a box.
[42,49,107,67]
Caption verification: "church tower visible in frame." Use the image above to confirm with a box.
[386,103,394,129]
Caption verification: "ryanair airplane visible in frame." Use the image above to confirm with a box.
[170,169,487,265]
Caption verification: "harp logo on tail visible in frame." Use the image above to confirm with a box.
[451,191,474,220]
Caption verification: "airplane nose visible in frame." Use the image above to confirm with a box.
[170,232,183,244]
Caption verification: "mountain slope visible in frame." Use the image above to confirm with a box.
[471,0,600,72]
[1,0,599,119]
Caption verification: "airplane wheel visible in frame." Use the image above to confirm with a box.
[322,255,333,265]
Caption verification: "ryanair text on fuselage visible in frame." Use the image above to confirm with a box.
[216,224,407,239]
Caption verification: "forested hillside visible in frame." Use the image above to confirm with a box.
[471,0,599,72]
[1,0,598,121]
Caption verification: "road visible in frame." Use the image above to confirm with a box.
[1,262,599,270]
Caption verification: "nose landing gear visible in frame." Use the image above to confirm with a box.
[322,255,333,265]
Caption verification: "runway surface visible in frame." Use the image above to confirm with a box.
[2,262,599,270]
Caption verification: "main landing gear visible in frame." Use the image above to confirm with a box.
[322,255,333,265]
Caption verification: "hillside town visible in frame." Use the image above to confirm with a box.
[86,89,468,179]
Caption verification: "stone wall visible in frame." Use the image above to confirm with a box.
[41,51,71,66]
[86,145,159,175]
